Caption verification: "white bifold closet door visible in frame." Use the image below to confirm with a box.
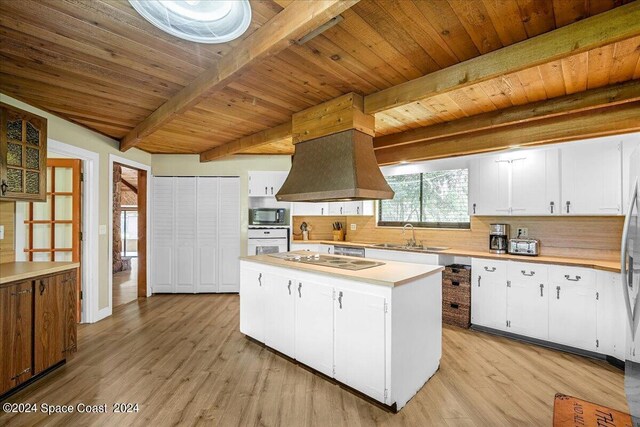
[152,176,240,294]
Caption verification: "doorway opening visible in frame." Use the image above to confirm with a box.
[112,163,147,308]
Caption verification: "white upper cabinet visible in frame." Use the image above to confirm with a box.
[292,202,329,216]
[248,171,288,197]
[470,153,511,215]
[329,202,345,215]
[561,138,622,215]
[470,148,560,216]
[510,149,560,215]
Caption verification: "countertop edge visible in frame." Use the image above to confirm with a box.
[291,240,620,273]
[1,262,80,285]
[240,257,444,287]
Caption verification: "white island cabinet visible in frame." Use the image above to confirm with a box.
[239,252,443,410]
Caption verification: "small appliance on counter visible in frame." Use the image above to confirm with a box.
[508,238,540,256]
[249,208,288,226]
[489,224,509,254]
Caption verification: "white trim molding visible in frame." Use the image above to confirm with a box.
[47,139,100,323]
[108,155,153,318]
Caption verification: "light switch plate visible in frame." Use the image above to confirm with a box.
[99,225,107,235]
[350,224,357,231]
[0,225,4,240]
[517,227,528,238]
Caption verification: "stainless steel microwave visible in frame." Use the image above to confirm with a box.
[249,208,288,225]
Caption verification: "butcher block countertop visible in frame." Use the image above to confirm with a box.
[241,252,444,287]
[0,262,79,285]
[292,240,621,273]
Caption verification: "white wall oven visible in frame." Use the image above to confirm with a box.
[248,228,288,256]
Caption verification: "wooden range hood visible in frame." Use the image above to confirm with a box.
[275,93,394,202]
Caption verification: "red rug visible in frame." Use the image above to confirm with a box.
[553,393,632,427]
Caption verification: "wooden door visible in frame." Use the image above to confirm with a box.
[561,139,622,215]
[510,149,560,215]
[34,275,64,374]
[239,267,265,342]
[151,177,175,293]
[25,159,82,319]
[294,279,334,377]
[334,287,386,402]
[196,177,219,293]
[175,177,196,293]
[218,178,240,292]
[549,283,598,351]
[0,281,33,394]
[264,272,295,358]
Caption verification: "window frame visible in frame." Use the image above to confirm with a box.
[377,169,471,230]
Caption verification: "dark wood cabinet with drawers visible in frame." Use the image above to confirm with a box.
[0,268,77,398]
[442,264,472,329]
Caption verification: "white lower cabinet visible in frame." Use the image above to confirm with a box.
[334,287,386,403]
[239,267,265,343]
[471,258,620,359]
[294,279,335,377]
[471,259,507,330]
[506,263,549,340]
[290,243,319,252]
[548,266,598,352]
[264,272,295,358]
[319,244,334,255]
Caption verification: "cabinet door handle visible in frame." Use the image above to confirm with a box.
[11,367,30,381]
[298,283,302,298]
[356,206,360,214]
[340,206,343,214]
[506,280,511,288]
[540,284,544,297]
[321,207,324,215]
[338,291,343,309]
[566,201,571,213]
[327,247,331,254]
[270,186,274,195]
[564,275,581,282]
[258,273,262,287]
[550,201,554,214]
[521,270,535,277]
[484,266,496,272]
[473,203,476,214]
[478,275,481,287]
[287,280,292,295]
[1,180,7,196]
[556,286,561,299]
[39,280,45,295]
[264,186,268,194]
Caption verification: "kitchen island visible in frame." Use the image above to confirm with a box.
[240,251,443,411]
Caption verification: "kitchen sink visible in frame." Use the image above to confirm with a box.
[371,243,449,252]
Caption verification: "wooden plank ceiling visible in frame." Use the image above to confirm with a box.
[1,0,639,157]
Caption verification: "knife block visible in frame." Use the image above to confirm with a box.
[332,230,345,241]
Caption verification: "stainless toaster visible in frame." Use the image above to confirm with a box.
[508,238,540,256]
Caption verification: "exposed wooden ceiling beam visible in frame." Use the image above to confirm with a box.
[120,178,138,194]
[374,80,640,150]
[120,0,360,152]
[364,1,640,115]
[375,101,640,165]
[200,122,292,162]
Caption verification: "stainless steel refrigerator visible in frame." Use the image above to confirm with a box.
[623,145,640,423]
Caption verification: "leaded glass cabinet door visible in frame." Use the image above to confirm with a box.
[0,102,48,201]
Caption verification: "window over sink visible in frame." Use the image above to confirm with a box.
[378,169,470,229]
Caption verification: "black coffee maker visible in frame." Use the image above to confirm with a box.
[489,224,509,254]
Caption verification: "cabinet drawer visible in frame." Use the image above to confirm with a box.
[443,300,470,328]
[442,279,470,304]
[508,262,548,283]
[549,265,596,288]
[443,264,471,283]
[471,258,507,281]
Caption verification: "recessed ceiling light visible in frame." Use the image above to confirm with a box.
[129,0,252,44]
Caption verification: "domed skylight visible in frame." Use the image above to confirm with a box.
[128,0,252,44]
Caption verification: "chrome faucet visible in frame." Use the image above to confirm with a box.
[402,223,417,247]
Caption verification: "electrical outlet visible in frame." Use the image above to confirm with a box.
[99,225,107,235]
[516,227,528,238]
[350,223,357,231]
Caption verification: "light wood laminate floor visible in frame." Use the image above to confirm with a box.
[0,294,627,426]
